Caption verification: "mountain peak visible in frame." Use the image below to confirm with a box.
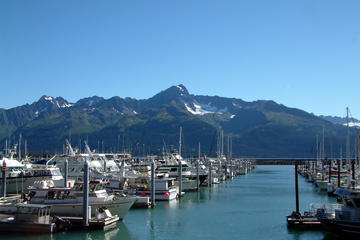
[159,84,190,97]
[175,84,189,96]
[39,95,54,102]
[75,96,104,107]
[36,95,72,109]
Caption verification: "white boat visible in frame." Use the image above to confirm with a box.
[0,155,64,194]
[138,178,178,201]
[315,180,329,191]
[317,188,360,236]
[27,180,135,220]
[156,153,207,191]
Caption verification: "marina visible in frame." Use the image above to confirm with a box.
[2,0,360,239]
[0,165,345,239]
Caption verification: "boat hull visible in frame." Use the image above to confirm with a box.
[319,218,360,236]
[136,189,177,201]
[0,221,56,233]
[32,197,135,220]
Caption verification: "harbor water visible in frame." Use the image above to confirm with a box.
[5,165,340,240]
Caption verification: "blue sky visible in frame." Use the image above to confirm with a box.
[1,0,359,119]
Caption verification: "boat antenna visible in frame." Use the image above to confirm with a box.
[162,138,169,156]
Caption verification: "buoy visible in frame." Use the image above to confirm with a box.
[164,192,169,198]
[141,192,146,197]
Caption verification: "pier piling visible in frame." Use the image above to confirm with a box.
[209,161,212,186]
[151,160,156,208]
[295,162,299,214]
[197,143,200,191]
[178,159,182,197]
[64,158,68,187]
[337,159,340,188]
[83,159,89,227]
[2,161,6,198]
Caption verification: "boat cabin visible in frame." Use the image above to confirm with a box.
[28,180,110,203]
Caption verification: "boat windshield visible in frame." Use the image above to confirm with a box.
[51,169,62,176]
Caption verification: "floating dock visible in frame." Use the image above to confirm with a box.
[59,215,120,231]
[287,212,322,229]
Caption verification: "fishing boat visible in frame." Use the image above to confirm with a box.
[27,180,136,220]
[0,204,56,233]
[134,177,178,201]
[156,153,207,191]
[0,154,64,194]
[316,187,360,236]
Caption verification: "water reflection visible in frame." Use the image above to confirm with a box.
[51,222,132,240]
[163,199,180,209]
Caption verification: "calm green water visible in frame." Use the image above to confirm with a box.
[5,165,341,240]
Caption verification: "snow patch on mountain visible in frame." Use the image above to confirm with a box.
[176,85,185,92]
[176,85,188,96]
[345,122,360,128]
[184,101,229,115]
[44,96,53,101]
[232,102,242,108]
[42,96,72,108]
[61,103,72,108]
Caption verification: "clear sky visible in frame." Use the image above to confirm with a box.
[1,0,359,119]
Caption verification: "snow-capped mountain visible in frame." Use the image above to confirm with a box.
[0,84,356,157]
[320,115,360,128]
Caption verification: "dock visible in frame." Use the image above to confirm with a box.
[59,215,120,231]
[286,212,322,229]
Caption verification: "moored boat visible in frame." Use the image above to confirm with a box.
[27,180,135,220]
[316,187,360,236]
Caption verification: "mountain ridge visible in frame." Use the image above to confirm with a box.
[0,85,356,157]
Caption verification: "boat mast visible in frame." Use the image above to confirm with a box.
[179,126,182,156]
[25,140,27,160]
[18,133,22,161]
[66,139,76,156]
[322,127,325,160]
[316,135,318,161]
[346,107,350,167]
[227,136,230,160]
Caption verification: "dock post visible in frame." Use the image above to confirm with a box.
[351,159,355,182]
[328,158,331,183]
[178,159,182,197]
[225,160,228,179]
[197,143,200,191]
[64,158,68,187]
[2,161,6,199]
[209,161,212,186]
[151,159,156,208]
[103,158,107,173]
[83,159,89,227]
[295,162,299,214]
[337,158,340,188]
